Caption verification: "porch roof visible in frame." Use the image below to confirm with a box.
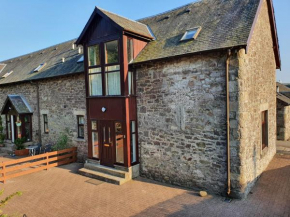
[0,95,33,115]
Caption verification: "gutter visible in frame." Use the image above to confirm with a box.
[226,49,231,196]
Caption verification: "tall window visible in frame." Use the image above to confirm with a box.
[77,116,85,139]
[6,115,11,140]
[105,40,121,95]
[88,40,121,96]
[88,44,102,96]
[262,111,268,150]
[130,121,137,163]
[43,114,49,134]
[127,38,134,63]
[24,115,32,141]
[128,71,135,95]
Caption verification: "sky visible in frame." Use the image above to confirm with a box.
[0,0,289,82]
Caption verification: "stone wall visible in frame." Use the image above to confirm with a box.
[136,51,233,195]
[0,74,88,161]
[230,0,277,198]
[277,100,290,141]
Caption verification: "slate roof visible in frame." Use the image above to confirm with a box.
[277,92,290,106]
[133,0,260,63]
[0,39,83,85]
[277,82,290,99]
[1,95,33,114]
[98,8,153,39]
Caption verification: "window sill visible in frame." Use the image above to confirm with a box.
[76,138,85,142]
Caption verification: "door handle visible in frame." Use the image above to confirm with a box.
[104,144,110,147]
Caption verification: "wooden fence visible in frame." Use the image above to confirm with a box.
[0,147,77,184]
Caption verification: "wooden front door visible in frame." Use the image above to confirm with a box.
[100,121,115,167]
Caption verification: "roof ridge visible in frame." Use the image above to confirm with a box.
[97,7,149,28]
[137,0,201,21]
[0,38,78,63]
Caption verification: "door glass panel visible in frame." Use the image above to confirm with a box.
[115,122,124,164]
[92,132,99,158]
[92,121,97,131]
[108,127,111,143]
[103,127,106,143]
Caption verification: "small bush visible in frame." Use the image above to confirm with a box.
[14,137,26,150]
[52,129,71,151]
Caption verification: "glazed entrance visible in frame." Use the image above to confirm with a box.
[91,120,125,167]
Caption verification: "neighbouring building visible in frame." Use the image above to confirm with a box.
[276,82,290,141]
[0,0,281,198]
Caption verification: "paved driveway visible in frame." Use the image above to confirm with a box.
[1,153,290,217]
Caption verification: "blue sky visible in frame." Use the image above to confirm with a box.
[0,0,289,82]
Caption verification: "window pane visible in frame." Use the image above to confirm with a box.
[131,134,137,163]
[105,40,119,64]
[116,134,124,164]
[115,122,122,133]
[88,45,100,66]
[78,116,85,125]
[106,71,121,95]
[89,74,103,96]
[25,123,31,141]
[78,126,84,138]
[127,38,134,63]
[7,115,10,122]
[44,123,49,133]
[128,71,134,95]
[89,67,101,74]
[92,132,99,158]
[131,121,136,133]
[92,121,97,131]
[7,123,11,140]
[105,65,120,72]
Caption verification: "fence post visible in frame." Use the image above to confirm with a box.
[73,147,77,162]
[46,153,49,171]
[2,162,6,184]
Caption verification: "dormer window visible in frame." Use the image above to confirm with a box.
[34,63,46,72]
[2,71,13,78]
[180,27,202,41]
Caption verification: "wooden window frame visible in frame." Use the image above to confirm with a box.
[91,119,100,160]
[43,114,49,134]
[87,39,122,97]
[261,110,268,150]
[77,115,85,139]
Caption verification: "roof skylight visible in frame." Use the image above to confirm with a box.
[0,64,6,73]
[34,63,46,72]
[180,27,202,41]
[77,55,84,63]
[2,71,13,78]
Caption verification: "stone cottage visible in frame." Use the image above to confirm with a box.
[276,82,290,141]
[0,0,280,198]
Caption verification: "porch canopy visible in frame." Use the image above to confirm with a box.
[0,95,33,115]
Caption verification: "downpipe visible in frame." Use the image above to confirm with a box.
[226,49,231,196]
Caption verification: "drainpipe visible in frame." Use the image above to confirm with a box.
[31,81,42,144]
[226,49,232,196]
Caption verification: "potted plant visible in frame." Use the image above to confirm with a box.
[0,116,5,147]
[14,137,29,156]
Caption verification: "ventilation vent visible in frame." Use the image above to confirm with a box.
[159,15,170,22]
[34,63,46,72]
[185,8,191,13]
